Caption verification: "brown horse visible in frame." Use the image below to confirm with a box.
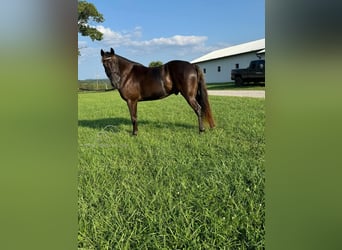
[100,48,215,135]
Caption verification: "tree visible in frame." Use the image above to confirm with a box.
[149,61,163,67]
[78,0,104,55]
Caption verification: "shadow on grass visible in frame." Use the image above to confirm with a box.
[78,117,196,133]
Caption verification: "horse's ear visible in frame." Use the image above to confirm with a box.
[101,49,104,56]
[110,48,115,55]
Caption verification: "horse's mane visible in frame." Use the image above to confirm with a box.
[116,54,144,66]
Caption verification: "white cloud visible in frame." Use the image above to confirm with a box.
[135,35,207,47]
[95,25,208,49]
[132,26,143,38]
[95,25,132,46]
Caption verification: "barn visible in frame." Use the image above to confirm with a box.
[191,38,265,83]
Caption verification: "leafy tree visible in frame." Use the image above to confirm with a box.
[78,0,104,55]
[149,61,163,67]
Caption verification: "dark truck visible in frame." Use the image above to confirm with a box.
[231,59,265,85]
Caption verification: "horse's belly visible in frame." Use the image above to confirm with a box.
[140,91,170,101]
[140,82,170,100]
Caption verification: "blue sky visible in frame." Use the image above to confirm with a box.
[78,0,264,80]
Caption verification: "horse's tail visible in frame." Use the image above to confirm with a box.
[194,64,215,128]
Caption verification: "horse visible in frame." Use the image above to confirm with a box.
[100,48,215,135]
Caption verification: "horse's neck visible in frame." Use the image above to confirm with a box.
[117,55,144,76]
[116,56,136,88]
[118,56,134,75]
[117,54,140,65]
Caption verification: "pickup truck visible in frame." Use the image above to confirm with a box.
[231,59,265,85]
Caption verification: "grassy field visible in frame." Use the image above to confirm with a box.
[78,91,265,249]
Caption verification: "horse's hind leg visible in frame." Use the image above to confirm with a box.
[184,96,205,133]
[127,100,138,135]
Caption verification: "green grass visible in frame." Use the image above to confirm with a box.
[78,92,265,249]
[206,82,265,91]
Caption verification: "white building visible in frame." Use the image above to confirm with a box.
[191,38,265,83]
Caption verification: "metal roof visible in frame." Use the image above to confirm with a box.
[191,38,265,63]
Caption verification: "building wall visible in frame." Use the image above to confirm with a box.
[195,52,264,83]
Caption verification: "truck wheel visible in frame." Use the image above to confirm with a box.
[235,76,243,85]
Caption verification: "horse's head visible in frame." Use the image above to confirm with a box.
[100,48,121,88]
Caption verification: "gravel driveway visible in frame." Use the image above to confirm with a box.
[207,90,265,98]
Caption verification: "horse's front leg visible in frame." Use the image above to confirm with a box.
[127,100,138,135]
